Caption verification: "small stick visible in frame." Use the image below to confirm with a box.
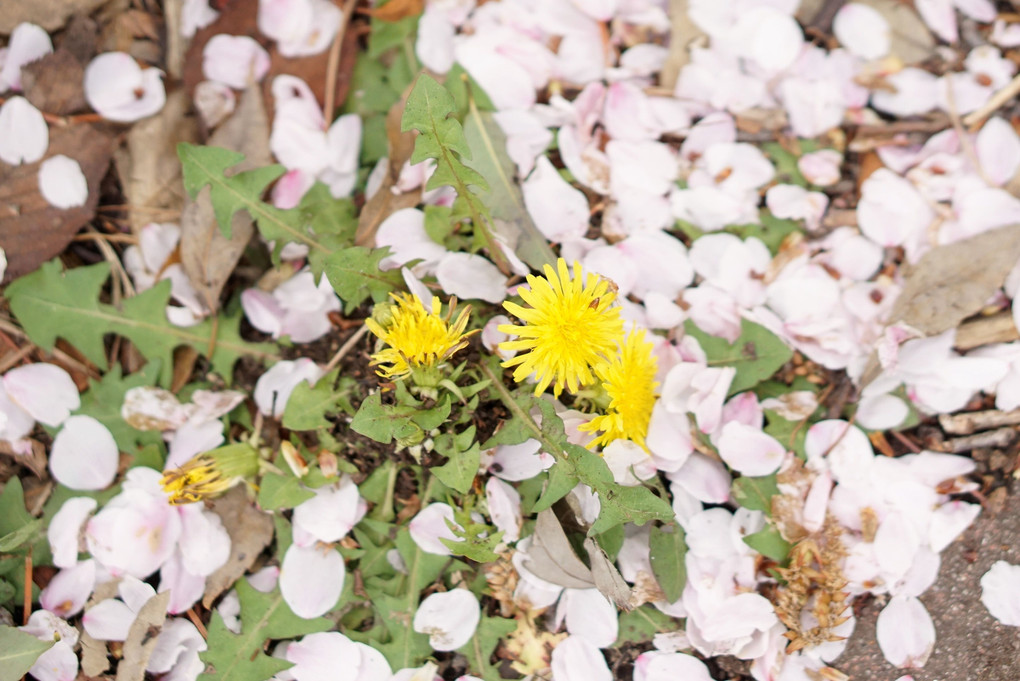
[940,408,1020,435]
[186,607,208,639]
[23,548,32,624]
[962,70,1020,128]
[322,323,370,375]
[944,427,1017,453]
[322,0,360,123]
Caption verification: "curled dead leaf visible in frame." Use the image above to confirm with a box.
[116,590,171,681]
[202,485,275,607]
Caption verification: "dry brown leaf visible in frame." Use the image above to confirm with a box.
[80,630,111,677]
[202,485,275,607]
[0,0,107,33]
[522,510,593,589]
[116,590,171,681]
[659,0,705,91]
[854,0,934,65]
[582,537,634,610]
[862,226,1020,386]
[355,84,421,246]
[22,49,87,116]
[888,226,1020,336]
[0,123,114,283]
[180,85,271,312]
[113,90,197,235]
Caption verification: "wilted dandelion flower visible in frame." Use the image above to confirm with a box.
[161,443,259,505]
[366,292,473,383]
[579,329,659,450]
[499,259,624,397]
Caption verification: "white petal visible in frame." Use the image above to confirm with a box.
[413,589,480,651]
[84,52,166,123]
[49,415,119,491]
[3,363,79,426]
[0,95,48,164]
[286,631,358,681]
[980,560,1020,626]
[202,34,270,89]
[254,359,323,418]
[716,422,786,476]
[564,588,618,648]
[38,155,89,209]
[147,618,206,675]
[0,23,52,92]
[976,116,1020,186]
[485,477,521,542]
[40,559,96,618]
[522,155,590,243]
[634,651,713,681]
[928,501,980,552]
[550,635,612,681]
[408,503,459,555]
[177,506,231,576]
[47,497,97,568]
[280,544,345,619]
[833,3,891,59]
[83,597,137,641]
[158,551,206,615]
[435,253,507,303]
[876,597,936,668]
[292,476,363,544]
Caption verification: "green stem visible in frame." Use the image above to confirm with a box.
[478,362,568,462]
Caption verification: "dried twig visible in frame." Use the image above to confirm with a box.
[954,312,1020,351]
[939,409,1020,435]
[322,0,360,122]
[962,71,1020,128]
[943,427,1017,453]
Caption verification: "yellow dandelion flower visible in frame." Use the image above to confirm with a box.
[161,443,259,505]
[499,259,624,397]
[366,293,473,382]
[578,329,659,450]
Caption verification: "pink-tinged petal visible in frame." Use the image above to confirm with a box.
[731,7,804,72]
[667,452,731,504]
[766,184,828,232]
[354,642,392,681]
[40,559,96,618]
[177,506,231,576]
[202,34,270,89]
[159,551,206,614]
[435,253,507,304]
[182,0,220,38]
[602,439,657,485]
[263,0,341,58]
[876,596,936,668]
[413,589,480,651]
[280,544,345,619]
[716,422,786,476]
[147,618,207,675]
[254,358,323,418]
[416,6,455,73]
[892,547,940,598]
[563,588,618,648]
[408,503,460,555]
[980,560,1020,626]
[86,487,181,579]
[804,420,874,486]
[84,52,166,123]
[83,597,137,641]
[522,156,590,243]
[722,392,763,429]
[166,419,225,469]
[875,512,920,578]
[0,95,48,164]
[38,155,88,209]
[375,207,446,271]
[833,3,891,59]
[270,104,329,174]
[976,116,1020,186]
[0,382,35,441]
[871,69,939,117]
[249,565,280,593]
[0,23,52,92]
[292,476,363,545]
[3,363,79,427]
[485,477,521,542]
[798,149,842,187]
[49,415,119,491]
[286,631,359,681]
[455,37,536,110]
[550,635,612,681]
[48,496,97,568]
[121,385,190,432]
[242,288,286,336]
[271,168,315,209]
[634,651,712,681]
[802,471,833,534]
[118,575,158,613]
[928,500,980,552]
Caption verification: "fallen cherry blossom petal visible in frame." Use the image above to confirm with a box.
[254,358,323,418]
[563,588,618,648]
[876,596,936,668]
[0,95,48,164]
[833,3,891,59]
[485,477,521,542]
[202,34,270,89]
[634,651,713,681]
[49,416,119,491]
[20,610,79,681]
[550,634,612,681]
[0,22,52,92]
[413,589,481,651]
[522,155,591,243]
[280,544,345,619]
[3,362,79,427]
[409,503,460,555]
[292,476,365,546]
[38,155,89,209]
[40,559,96,618]
[48,497,97,568]
[435,253,507,303]
[84,52,166,123]
[980,560,1020,626]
